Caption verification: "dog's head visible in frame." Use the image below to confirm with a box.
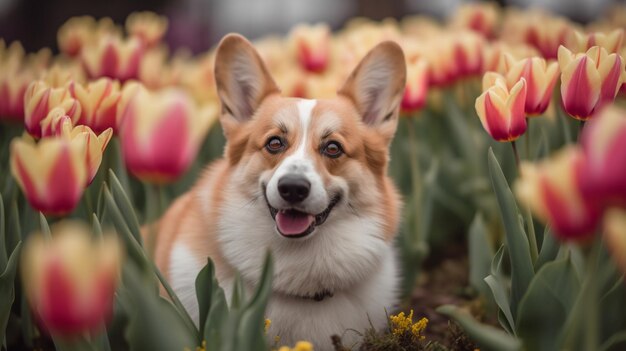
[213,34,405,295]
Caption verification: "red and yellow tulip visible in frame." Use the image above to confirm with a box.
[69,78,121,133]
[24,81,81,138]
[61,122,113,184]
[572,29,624,54]
[21,221,122,335]
[118,85,218,183]
[401,59,429,114]
[289,23,331,73]
[10,135,87,215]
[81,35,144,81]
[515,147,601,241]
[500,54,559,115]
[558,45,626,120]
[475,73,527,141]
[579,105,626,208]
[125,11,168,48]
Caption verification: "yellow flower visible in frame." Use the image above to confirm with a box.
[389,310,429,340]
[265,318,272,333]
[277,341,314,351]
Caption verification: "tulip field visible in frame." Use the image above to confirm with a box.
[3,3,626,351]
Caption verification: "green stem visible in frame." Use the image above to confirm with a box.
[578,120,586,141]
[85,187,94,223]
[406,117,422,242]
[525,118,531,159]
[524,206,538,263]
[511,141,520,169]
[511,141,538,262]
[584,238,601,351]
[145,183,165,259]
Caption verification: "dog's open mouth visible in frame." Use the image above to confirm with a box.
[265,195,341,238]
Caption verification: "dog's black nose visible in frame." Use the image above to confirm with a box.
[278,175,310,203]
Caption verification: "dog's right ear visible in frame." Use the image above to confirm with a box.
[214,34,280,134]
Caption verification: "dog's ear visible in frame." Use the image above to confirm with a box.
[214,34,280,133]
[338,41,406,141]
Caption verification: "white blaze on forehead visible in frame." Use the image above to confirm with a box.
[294,99,317,157]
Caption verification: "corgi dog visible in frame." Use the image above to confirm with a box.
[152,34,406,349]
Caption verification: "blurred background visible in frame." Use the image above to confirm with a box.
[0,0,622,54]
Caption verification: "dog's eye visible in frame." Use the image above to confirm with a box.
[266,136,285,154]
[322,141,343,158]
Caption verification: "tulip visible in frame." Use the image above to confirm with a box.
[475,73,527,142]
[572,29,624,54]
[401,59,429,114]
[604,209,626,275]
[525,15,573,59]
[10,135,87,215]
[81,35,144,81]
[57,16,119,57]
[579,105,626,208]
[515,147,601,241]
[61,122,113,184]
[0,41,33,122]
[21,221,122,335]
[450,2,499,39]
[481,42,539,74]
[558,46,626,120]
[453,31,485,78]
[289,23,331,73]
[125,12,168,48]
[500,54,559,116]
[118,86,218,183]
[40,107,73,138]
[69,78,121,133]
[423,36,458,87]
[24,81,81,138]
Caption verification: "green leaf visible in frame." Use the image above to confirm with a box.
[535,226,559,271]
[516,257,580,351]
[203,280,228,349]
[108,170,142,246]
[0,242,21,348]
[39,213,51,240]
[231,273,245,310]
[195,259,217,344]
[490,244,507,277]
[237,252,273,351]
[6,198,20,257]
[0,193,7,271]
[437,305,521,351]
[488,148,534,319]
[485,275,515,335]
[469,214,493,297]
[121,264,197,351]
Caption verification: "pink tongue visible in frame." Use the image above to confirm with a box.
[276,210,315,236]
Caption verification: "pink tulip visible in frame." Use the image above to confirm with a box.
[118,85,217,183]
[21,221,122,335]
[475,73,527,141]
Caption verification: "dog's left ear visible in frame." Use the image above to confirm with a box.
[338,41,406,141]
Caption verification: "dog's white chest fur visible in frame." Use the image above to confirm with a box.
[169,240,398,351]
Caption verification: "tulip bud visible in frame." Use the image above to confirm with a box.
[475,73,527,142]
[40,107,73,138]
[24,81,81,138]
[423,36,458,87]
[125,12,168,48]
[57,16,119,57]
[450,2,499,39]
[525,15,573,59]
[21,221,122,336]
[572,29,624,54]
[10,135,87,215]
[558,46,626,120]
[401,59,429,114]
[0,41,33,122]
[81,35,144,81]
[289,23,331,73]
[515,147,601,241]
[579,105,626,208]
[69,78,121,133]
[604,209,626,275]
[453,31,485,78]
[118,85,218,183]
[501,54,559,116]
[61,122,113,184]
